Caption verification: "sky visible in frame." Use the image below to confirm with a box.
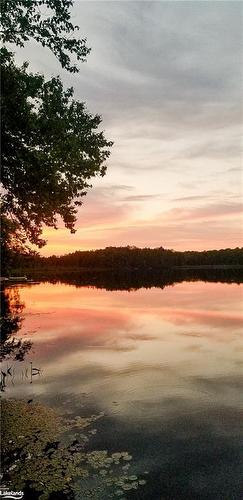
[13,1,243,255]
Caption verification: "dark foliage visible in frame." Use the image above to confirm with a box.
[0,287,32,361]
[1,0,113,262]
[20,245,243,271]
[1,48,112,249]
[12,246,243,290]
[1,0,90,72]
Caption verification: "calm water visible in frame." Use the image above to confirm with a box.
[2,280,243,499]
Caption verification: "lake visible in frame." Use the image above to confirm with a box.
[1,278,243,499]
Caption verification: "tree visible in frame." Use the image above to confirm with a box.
[0,214,36,274]
[0,0,113,255]
[0,0,90,72]
[1,48,112,247]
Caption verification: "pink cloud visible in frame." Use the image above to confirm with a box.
[159,202,243,223]
[40,200,242,255]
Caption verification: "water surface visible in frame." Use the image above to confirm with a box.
[2,280,243,499]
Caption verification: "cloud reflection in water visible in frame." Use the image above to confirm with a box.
[4,281,243,499]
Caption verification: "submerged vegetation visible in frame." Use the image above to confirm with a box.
[2,399,146,500]
[0,284,147,499]
[1,2,242,499]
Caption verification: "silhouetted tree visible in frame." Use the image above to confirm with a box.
[15,246,243,279]
[1,48,112,247]
[0,0,113,261]
[1,0,90,72]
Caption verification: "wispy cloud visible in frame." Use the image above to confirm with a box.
[173,195,210,202]
[123,194,162,202]
[17,1,242,254]
[158,202,243,223]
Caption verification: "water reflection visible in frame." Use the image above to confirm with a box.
[28,267,243,290]
[0,362,42,392]
[0,286,32,363]
[1,280,243,499]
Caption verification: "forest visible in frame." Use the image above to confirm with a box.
[11,246,243,274]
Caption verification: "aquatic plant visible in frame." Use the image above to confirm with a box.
[2,399,146,499]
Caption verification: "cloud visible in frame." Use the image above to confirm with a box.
[173,195,210,202]
[41,200,243,255]
[122,194,162,202]
[67,1,242,152]
[158,202,243,223]
[158,307,243,332]
[15,1,242,254]
[184,136,242,161]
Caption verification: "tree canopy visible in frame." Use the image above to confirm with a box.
[0,0,113,263]
[1,48,112,247]
[1,0,90,72]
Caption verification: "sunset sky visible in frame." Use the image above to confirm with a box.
[13,1,242,255]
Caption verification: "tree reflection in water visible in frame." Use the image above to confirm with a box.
[0,286,32,363]
[0,286,146,499]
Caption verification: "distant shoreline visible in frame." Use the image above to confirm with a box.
[172,264,243,270]
[8,264,243,275]
[5,247,243,281]
[3,264,242,291]
[7,263,243,276]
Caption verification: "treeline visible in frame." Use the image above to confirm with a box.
[13,246,243,272]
